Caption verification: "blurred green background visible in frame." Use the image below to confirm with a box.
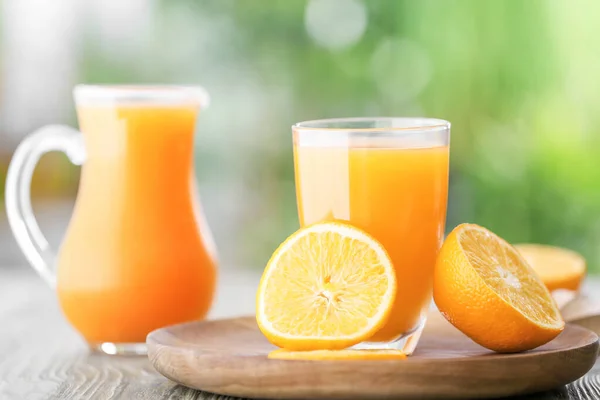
[1,0,599,272]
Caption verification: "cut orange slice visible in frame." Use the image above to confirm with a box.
[434,224,564,353]
[268,348,406,361]
[515,244,586,292]
[256,222,396,351]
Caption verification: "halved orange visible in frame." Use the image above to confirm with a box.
[515,244,586,292]
[268,348,406,361]
[434,224,564,353]
[256,222,396,351]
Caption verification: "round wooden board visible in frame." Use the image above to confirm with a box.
[147,313,599,399]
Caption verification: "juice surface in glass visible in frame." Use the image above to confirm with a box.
[57,103,217,345]
[293,119,449,349]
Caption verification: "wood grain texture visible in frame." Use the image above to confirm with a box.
[147,314,598,399]
[1,268,600,400]
[0,268,259,400]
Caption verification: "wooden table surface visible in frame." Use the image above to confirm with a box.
[1,267,599,400]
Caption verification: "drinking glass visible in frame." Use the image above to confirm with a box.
[293,117,450,354]
[6,85,218,355]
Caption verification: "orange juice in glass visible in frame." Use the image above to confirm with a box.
[293,117,449,354]
[6,85,217,355]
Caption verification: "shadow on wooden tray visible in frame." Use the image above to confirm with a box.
[166,385,573,400]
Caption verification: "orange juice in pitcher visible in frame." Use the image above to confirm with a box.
[6,86,217,354]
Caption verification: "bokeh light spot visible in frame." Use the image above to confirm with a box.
[305,0,367,51]
[370,38,433,102]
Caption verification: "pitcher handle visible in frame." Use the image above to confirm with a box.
[5,125,85,288]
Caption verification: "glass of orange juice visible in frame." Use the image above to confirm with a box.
[5,85,218,355]
[293,117,450,354]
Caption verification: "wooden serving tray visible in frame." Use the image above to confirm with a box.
[147,312,598,399]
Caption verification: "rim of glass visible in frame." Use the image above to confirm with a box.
[293,117,450,133]
[73,84,210,107]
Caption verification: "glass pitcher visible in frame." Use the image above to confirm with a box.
[5,85,218,355]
